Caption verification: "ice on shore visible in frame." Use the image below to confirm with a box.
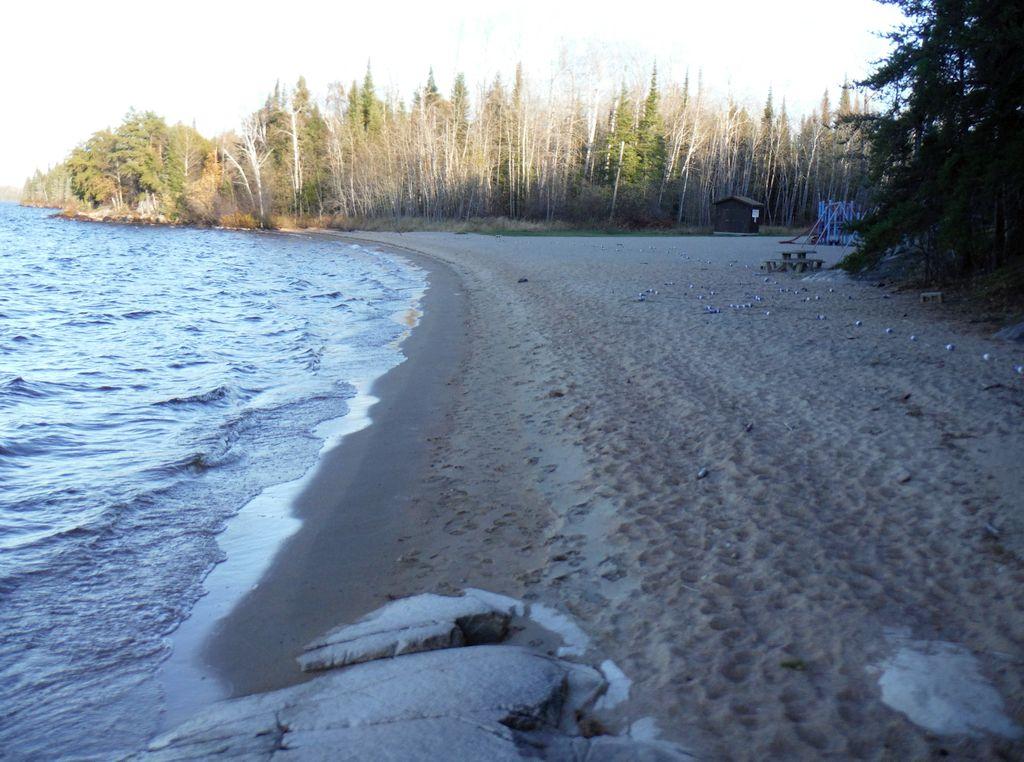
[137,591,691,760]
[528,601,592,657]
[144,647,605,760]
[298,589,516,672]
[596,659,632,710]
[992,320,1024,342]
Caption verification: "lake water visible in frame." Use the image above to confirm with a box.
[0,204,424,758]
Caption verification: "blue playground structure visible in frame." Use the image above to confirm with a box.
[783,200,864,246]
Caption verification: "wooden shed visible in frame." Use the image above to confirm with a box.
[712,195,765,235]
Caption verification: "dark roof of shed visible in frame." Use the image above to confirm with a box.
[713,195,765,207]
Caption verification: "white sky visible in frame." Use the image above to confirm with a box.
[0,0,903,188]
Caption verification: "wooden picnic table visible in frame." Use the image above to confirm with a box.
[760,257,825,273]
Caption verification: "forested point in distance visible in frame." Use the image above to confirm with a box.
[23,65,870,233]
[21,1,1023,283]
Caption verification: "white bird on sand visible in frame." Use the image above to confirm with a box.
[854,320,862,326]
[885,328,893,334]
[946,343,956,351]
[1015,365,1024,375]
[765,310,771,316]
[983,353,992,361]
[910,335,918,341]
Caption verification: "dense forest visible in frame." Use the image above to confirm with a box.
[854,0,1024,277]
[22,66,872,230]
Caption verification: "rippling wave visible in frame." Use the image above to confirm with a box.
[154,384,236,406]
[0,205,424,758]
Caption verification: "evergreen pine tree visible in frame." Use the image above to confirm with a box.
[346,81,361,130]
[855,0,1024,275]
[605,86,640,187]
[424,68,441,108]
[838,78,853,117]
[360,64,384,133]
[762,87,775,127]
[820,89,832,128]
[450,73,470,146]
[636,66,667,191]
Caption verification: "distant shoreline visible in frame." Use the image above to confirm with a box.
[25,201,815,238]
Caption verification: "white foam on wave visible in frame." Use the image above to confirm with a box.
[158,381,381,726]
[157,246,428,730]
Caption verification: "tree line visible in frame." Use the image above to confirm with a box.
[853,0,1023,277]
[24,65,874,229]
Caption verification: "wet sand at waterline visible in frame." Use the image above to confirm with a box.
[211,232,1023,759]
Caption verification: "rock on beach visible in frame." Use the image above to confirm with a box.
[136,592,691,761]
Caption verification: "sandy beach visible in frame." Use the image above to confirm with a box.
[207,232,1023,760]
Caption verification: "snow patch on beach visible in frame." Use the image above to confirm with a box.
[464,588,526,617]
[629,717,664,742]
[596,659,631,709]
[873,631,1022,739]
[528,602,591,657]
[802,269,852,283]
